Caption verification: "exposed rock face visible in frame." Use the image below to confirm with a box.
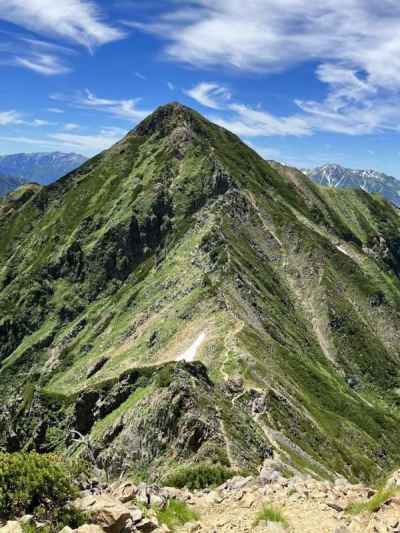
[2,103,400,484]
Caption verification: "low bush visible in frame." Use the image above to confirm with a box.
[163,463,238,490]
[0,452,86,529]
[155,500,199,531]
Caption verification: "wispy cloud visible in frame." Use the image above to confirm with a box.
[49,129,126,152]
[47,108,64,114]
[185,82,311,136]
[0,110,23,126]
[51,89,150,121]
[185,82,231,110]
[0,1,125,76]
[0,135,60,146]
[137,1,400,137]
[135,1,400,86]
[64,123,80,130]
[185,74,400,138]
[216,103,312,137]
[15,53,70,75]
[0,30,73,74]
[0,126,127,155]
[0,109,56,128]
[31,119,54,126]
[0,0,124,49]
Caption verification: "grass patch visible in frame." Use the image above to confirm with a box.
[346,487,400,515]
[254,504,288,528]
[155,500,199,531]
[91,385,152,440]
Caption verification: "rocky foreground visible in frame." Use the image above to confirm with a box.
[1,462,400,533]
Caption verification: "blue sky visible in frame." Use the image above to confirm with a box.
[1,1,400,175]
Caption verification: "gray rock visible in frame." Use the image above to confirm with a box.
[136,519,159,532]
[260,467,281,486]
[0,522,22,533]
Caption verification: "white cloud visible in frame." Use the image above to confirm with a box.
[217,103,312,136]
[49,127,126,153]
[32,119,53,126]
[52,89,150,121]
[135,71,146,80]
[0,110,56,127]
[15,52,70,75]
[0,126,127,156]
[136,1,400,86]
[185,82,231,109]
[0,30,74,75]
[135,0,400,137]
[167,81,174,91]
[184,82,311,136]
[245,141,282,160]
[48,107,64,113]
[0,135,59,146]
[64,123,80,130]
[0,110,23,125]
[0,0,124,48]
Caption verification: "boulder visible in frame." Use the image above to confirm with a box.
[0,522,22,533]
[260,467,281,486]
[112,482,138,504]
[149,494,165,508]
[263,524,287,532]
[129,509,144,524]
[76,526,105,533]
[219,476,253,491]
[75,494,131,533]
[386,470,400,488]
[135,519,159,532]
[19,516,34,526]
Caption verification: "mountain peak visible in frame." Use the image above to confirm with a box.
[134,101,203,137]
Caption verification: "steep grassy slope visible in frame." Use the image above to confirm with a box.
[1,104,400,484]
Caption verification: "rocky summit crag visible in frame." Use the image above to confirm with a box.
[2,103,400,485]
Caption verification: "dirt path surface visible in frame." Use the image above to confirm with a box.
[177,475,400,533]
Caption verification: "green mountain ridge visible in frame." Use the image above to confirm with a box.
[2,103,400,484]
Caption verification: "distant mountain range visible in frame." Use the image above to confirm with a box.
[0,152,87,187]
[0,175,26,197]
[303,164,400,207]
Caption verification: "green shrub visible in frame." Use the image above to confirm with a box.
[163,463,238,490]
[155,500,199,531]
[155,366,174,388]
[254,504,288,528]
[0,452,85,528]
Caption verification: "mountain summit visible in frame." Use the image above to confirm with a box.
[2,104,400,484]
